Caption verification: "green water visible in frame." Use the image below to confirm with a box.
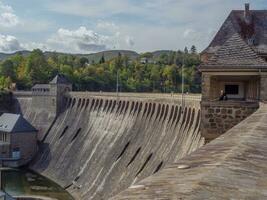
[1,168,74,200]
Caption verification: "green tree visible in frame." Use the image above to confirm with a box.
[26,49,51,85]
[0,60,15,80]
[99,54,105,64]
[190,45,197,54]
[150,65,161,92]
[184,47,189,54]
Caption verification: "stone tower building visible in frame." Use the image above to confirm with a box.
[32,74,72,116]
[200,4,267,142]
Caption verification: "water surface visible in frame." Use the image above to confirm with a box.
[2,168,73,200]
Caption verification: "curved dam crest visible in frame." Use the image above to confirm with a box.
[13,92,204,200]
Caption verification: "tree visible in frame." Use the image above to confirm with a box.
[0,60,15,80]
[99,54,105,64]
[184,47,189,54]
[26,49,51,84]
[80,57,89,67]
[190,45,197,54]
[158,53,169,64]
[150,65,161,92]
[0,46,201,93]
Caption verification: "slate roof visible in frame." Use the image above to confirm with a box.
[0,113,37,133]
[32,84,50,89]
[203,10,267,55]
[50,74,70,84]
[202,33,267,69]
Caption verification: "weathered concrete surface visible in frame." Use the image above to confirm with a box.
[12,92,56,141]
[29,92,203,200]
[112,104,267,200]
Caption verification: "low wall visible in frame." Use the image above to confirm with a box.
[201,101,259,141]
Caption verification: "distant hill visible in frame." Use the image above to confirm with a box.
[151,50,175,58]
[75,50,140,63]
[0,50,31,61]
[0,50,140,63]
[0,49,181,64]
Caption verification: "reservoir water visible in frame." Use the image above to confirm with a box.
[1,168,73,200]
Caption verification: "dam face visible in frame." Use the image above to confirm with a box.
[12,92,203,200]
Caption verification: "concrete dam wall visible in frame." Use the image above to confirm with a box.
[14,92,204,200]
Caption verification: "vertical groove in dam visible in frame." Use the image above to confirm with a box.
[20,94,204,200]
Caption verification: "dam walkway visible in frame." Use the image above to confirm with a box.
[112,103,267,199]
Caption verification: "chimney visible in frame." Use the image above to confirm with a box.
[244,3,251,23]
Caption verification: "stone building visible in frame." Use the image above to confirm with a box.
[0,113,37,167]
[200,4,267,142]
[32,74,72,116]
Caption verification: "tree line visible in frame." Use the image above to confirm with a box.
[0,46,201,93]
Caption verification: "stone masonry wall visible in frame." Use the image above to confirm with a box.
[201,101,259,142]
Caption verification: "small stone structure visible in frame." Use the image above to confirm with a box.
[201,101,258,139]
[11,74,72,141]
[0,113,37,167]
[32,74,72,116]
[200,4,267,141]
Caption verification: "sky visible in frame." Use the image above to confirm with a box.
[0,0,266,54]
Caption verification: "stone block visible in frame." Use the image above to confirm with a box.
[221,109,227,114]
[208,109,214,114]
[235,110,241,115]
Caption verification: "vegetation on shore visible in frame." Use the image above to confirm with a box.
[0,46,201,93]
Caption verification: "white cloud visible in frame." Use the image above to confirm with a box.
[0,1,13,13]
[0,34,49,53]
[46,25,135,53]
[21,42,50,52]
[0,1,19,27]
[0,12,19,27]
[183,29,196,38]
[0,34,22,53]
[125,36,135,47]
[47,26,110,53]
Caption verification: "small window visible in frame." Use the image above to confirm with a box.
[225,85,239,95]
[12,147,20,159]
[0,132,7,142]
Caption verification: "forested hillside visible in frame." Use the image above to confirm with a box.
[0,46,201,93]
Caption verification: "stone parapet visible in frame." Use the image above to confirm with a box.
[201,100,259,142]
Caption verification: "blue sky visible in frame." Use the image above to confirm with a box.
[0,0,266,53]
